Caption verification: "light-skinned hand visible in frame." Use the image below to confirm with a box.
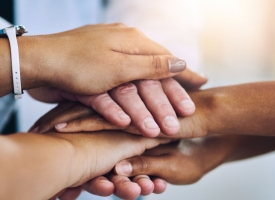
[29,74,207,137]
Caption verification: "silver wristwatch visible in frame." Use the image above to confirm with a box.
[0,25,28,99]
[0,25,27,37]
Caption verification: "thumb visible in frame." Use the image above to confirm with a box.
[114,156,169,178]
[55,115,123,133]
[121,55,186,82]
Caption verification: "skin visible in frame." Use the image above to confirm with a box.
[29,77,206,137]
[0,23,189,98]
[48,81,275,138]
[27,71,207,137]
[0,24,209,198]
[28,101,169,199]
[0,131,169,200]
[35,81,275,197]
[115,135,275,184]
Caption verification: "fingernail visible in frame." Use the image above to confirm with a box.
[144,118,159,129]
[116,161,132,176]
[164,116,179,127]
[55,123,67,129]
[118,111,130,120]
[169,58,186,73]
[180,99,195,110]
[30,127,39,133]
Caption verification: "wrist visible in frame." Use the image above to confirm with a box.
[201,135,240,173]
[17,36,49,90]
[189,89,223,137]
[50,133,92,187]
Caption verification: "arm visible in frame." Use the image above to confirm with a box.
[0,131,167,199]
[114,135,275,184]
[41,81,275,138]
[183,81,275,137]
[28,78,206,137]
[0,24,187,97]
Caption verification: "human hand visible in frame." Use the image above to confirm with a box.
[51,174,167,200]
[30,80,211,138]
[19,24,187,95]
[114,136,237,185]
[55,133,275,199]
[29,78,199,137]
[48,131,170,195]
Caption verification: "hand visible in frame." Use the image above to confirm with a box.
[50,131,169,199]
[51,174,167,200]
[29,76,207,137]
[28,66,207,137]
[114,134,275,185]
[114,136,236,185]
[49,134,275,199]
[29,83,211,138]
[18,24,187,96]
[0,130,169,200]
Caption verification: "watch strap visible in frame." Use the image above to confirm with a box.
[5,26,23,99]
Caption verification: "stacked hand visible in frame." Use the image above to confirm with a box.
[29,76,207,199]
[19,23,206,199]
[29,81,275,199]
[29,69,207,137]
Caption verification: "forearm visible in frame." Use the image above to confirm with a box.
[225,135,275,162]
[0,133,77,200]
[201,135,275,174]
[191,82,275,136]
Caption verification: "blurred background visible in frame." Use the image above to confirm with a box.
[1,0,274,199]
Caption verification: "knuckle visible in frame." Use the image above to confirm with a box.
[92,93,110,103]
[90,117,104,125]
[159,103,173,111]
[134,156,150,173]
[149,55,163,78]
[115,82,137,95]
[170,87,185,97]
[71,119,82,128]
[91,93,114,109]
[139,80,161,89]
[161,78,178,89]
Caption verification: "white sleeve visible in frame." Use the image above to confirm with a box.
[0,17,11,28]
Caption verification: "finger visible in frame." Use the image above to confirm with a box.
[108,174,141,199]
[36,103,94,133]
[114,156,172,180]
[132,175,154,196]
[161,78,195,116]
[116,55,187,85]
[28,102,76,133]
[55,115,125,133]
[174,68,208,90]
[58,187,82,200]
[136,80,180,136]
[110,82,161,137]
[76,92,131,127]
[82,176,114,197]
[152,178,167,194]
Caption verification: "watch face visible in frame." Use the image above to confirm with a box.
[0,25,28,37]
[15,25,28,36]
